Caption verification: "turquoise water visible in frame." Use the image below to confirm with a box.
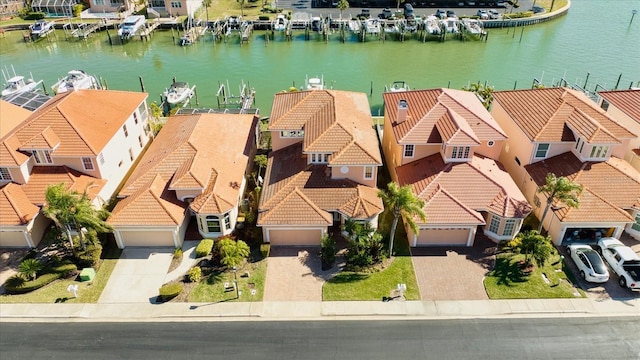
[1,0,639,114]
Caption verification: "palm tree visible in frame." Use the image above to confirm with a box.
[377,182,426,256]
[202,0,212,23]
[509,230,554,267]
[217,238,250,267]
[537,173,583,233]
[18,258,43,281]
[462,81,494,110]
[337,0,349,19]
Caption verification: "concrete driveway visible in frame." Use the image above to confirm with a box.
[98,247,173,304]
[411,237,496,301]
[263,247,340,301]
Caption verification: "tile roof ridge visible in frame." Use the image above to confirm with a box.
[148,175,183,224]
[534,99,570,142]
[331,139,381,165]
[426,184,485,223]
[2,184,30,224]
[272,91,313,129]
[260,169,308,209]
[439,108,481,145]
[570,106,619,143]
[56,101,98,155]
[1,137,25,165]
[561,186,633,220]
[260,186,330,223]
[417,164,448,198]
[440,89,507,135]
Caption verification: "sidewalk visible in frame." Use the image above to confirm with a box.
[1,297,639,322]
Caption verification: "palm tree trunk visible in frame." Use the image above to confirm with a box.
[537,199,553,233]
[389,215,399,257]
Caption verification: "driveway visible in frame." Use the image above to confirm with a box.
[263,247,340,301]
[98,247,173,304]
[411,237,496,300]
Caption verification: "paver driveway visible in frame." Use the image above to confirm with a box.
[411,237,496,301]
[263,247,340,301]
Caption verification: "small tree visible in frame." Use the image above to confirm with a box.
[202,0,211,23]
[507,230,554,267]
[537,173,583,233]
[217,238,250,267]
[18,258,43,281]
[320,233,336,269]
[378,182,426,256]
[337,0,349,19]
[462,81,494,110]
[254,154,267,183]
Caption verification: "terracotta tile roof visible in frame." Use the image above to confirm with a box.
[20,126,60,150]
[383,88,507,145]
[0,100,31,138]
[258,143,383,226]
[0,90,147,166]
[0,136,29,166]
[20,166,106,206]
[553,188,633,223]
[0,183,40,226]
[525,152,640,220]
[108,174,185,226]
[270,90,382,165]
[422,185,485,224]
[396,154,531,221]
[492,88,637,142]
[598,89,640,123]
[114,113,256,226]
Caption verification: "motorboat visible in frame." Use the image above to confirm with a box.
[1,72,42,97]
[164,81,195,105]
[348,19,361,33]
[365,18,381,34]
[117,15,146,39]
[443,18,460,33]
[423,15,442,36]
[383,20,399,34]
[461,18,485,37]
[30,19,55,39]
[404,17,418,33]
[311,17,323,32]
[51,70,101,94]
[273,14,288,31]
[306,75,324,90]
[178,34,193,46]
[387,81,410,92]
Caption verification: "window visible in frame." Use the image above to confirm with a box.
[138,135,143,148]
[533,194,541,208]
[133,112,139,125]
[109,0,123,5]
[589,145,609,159]
[205,215,220,233]
[93,0,104,5]
[98,153,105,165]
[33,150,53,164]
[123,125,128,137]
[451,146,470,159]
[128,148,134,161]
[502,219,516,236]
[280,130,304,138]
[575,137,581,150]
[403,144,414,158]
[150,0,164,7]
[600,100,609,111]
[488,216,500,234]
[487,140,495,147]
[534,143,549,158]
[223,213,231,230]
[310,153,329,164]
[82,157,94,170]
[515,156,521,166]
[632,212,640,232]
[0,167,12,181]
[364,166,374,180]
[171,1,182,8]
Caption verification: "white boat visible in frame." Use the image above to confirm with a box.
[365,18,381,34]
[273,14,288,31]
[30,19,55,39]
[404,17,418,33]
[51,70,101,94]
[117,15,146,39]
[164,81,195,105]
[387,81,410,92]
[348,19,361,33]
[306,75,324,90]
[443,18,460,33]
[461,18,485,36]
[1,71,43,97]
[383,21,399,34]
[178,34,193,46]
[311,17,323,32]
[424,15,442,36]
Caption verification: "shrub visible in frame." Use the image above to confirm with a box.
[258,15,270,21]
[73,4,83,17]
[73,243,102,268]
[320,234,335,269]
[217,238,250,267]
[23,12,45,20]
[18,258,43,281]
[5,273,59,294]
[173,247,183,259]
[158,283,183,301]
[196,239,214,257]
[187,266,202,282]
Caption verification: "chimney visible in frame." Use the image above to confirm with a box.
[397,99,408,124]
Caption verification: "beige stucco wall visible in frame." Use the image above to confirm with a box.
[330,165,377,187]
[270,132,302,152]
[0,229,28,247]
[604,103,640,151]
[475,140,504,160]
[175,189,204,201]
[382,114,402,182]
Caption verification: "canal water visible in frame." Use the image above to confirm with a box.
[1,0,638,115]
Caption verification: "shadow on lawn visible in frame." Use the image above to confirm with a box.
[491,257,529,286]
[327,272,369,284]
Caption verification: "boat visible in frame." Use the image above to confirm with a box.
[51,70,101,94]
[461,18,486,37]
[164,81,195,105]
[1,67,43,97]
[117,15,146,39]
[404,17,418,33]
[226,16,242,34]
[311,17,323,32]
[383,20,399,34]
[443,18,460,33]
[178,34,193,46]
[365,18,381,35]
[424,15,442,36]
[273,14,288,31]
[30,19,55,39]
[387,81,410,92]
[305,75,324,90]
[348,19,361,33]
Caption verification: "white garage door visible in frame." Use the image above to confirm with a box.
[120,230,175,247]
[269,229,322,246]
[416,228,470,246]
[0,231,27,247]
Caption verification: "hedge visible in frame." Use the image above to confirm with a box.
[23,12,45,20]
[158,283,183,301]
[195,239,214,257]
[4,263,78,294]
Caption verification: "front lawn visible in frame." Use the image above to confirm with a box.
[484,252,584,299]
[187,257,267,302]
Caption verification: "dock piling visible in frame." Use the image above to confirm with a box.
[139,76,146,92]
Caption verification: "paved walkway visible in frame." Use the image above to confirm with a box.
[164,241,199,283]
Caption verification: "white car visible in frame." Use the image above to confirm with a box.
[566,244,609,283]
[597,237,640,291]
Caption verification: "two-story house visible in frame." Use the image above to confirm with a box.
[107,113,258,249]
[492,87,640,244]
[597,89,640,172]
[257,90,384,246]
[148,0,202,17]
[0,90,151,247]
[382,88,531,247]
[86,0,133,17]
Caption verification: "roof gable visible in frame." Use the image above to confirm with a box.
[0,183,40,226]
[598,89,640,122]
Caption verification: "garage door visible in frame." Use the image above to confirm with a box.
[0,231,27,247]
[269,229,322,246]
[120,231,175,247]
[416,228,470,246]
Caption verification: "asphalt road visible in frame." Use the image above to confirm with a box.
[2,317,639,359]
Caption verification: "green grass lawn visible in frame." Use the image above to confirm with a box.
[0,243,121,304]
[484,252,584,299]
[188,258,267,302]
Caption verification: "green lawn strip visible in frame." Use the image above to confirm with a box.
[323,256,419,301]
[484,252,583,299]
[188,259,266,302]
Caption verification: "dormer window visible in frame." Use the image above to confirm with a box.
[534,143,549,159]
[589,145,609,160]
[451,146,470,159]
[310,153,329,164]
[0,167,12,181]
[33,150,53,164]
[280,130,304,138]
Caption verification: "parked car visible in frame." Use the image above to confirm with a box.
[404,3,415,19]
[477,10,489,20]
[435,9,447,19]
[379,8,393,20]
[597,237,640,291]
[446,10,457,19]
[566,244,609,283]
[488,10,500,19]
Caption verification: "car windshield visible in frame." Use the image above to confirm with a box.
[584,251,607,274]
